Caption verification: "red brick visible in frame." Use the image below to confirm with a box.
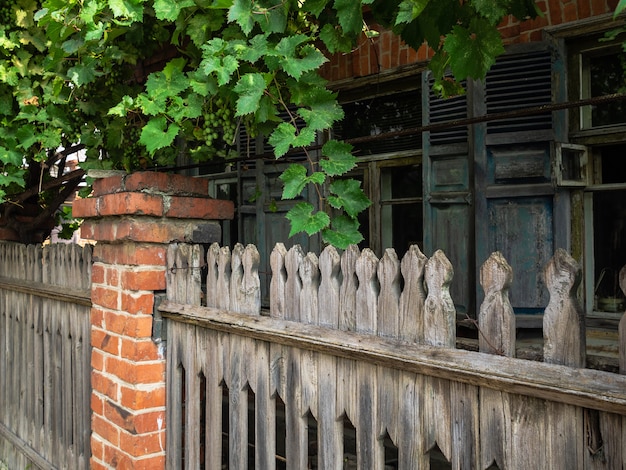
[92,329,120,355]
[91,435,105,462]
[132,410,167,434]
[93,174,125,196]
[92,285,119,310]
[103,310,154,338]
[94,244,167,266]
[106,266,121,287]
[72,197,99,218]
[121,268,166,291]
[120,384,166,410]
[591,0,610,15]
[104,399,165,435]
[92,393,105,416]
[92,370,119,401]
[562,1,579,22]
[165,196,234,220]
[106,355,165,384]
[98,192,164,217]
[113,452,166,470]
[120,337,162,362]
[88,458,108,470]
[121,291,154,315]
[125,172,209,196]
[91,308,105,328]
[92,264,105,284]
[120,429,165,457]
[92,414,120,446]
[92,349,105,372]
[577,0,592,18]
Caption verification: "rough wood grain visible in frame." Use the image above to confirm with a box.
[399,245,427,344]
[269,243,287,319]
[479,251,515,356]
[619,265,626,375]
[424,250,456,348]
[543,248,585,367]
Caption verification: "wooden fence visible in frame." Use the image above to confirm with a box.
[160,242,626,469]
[0,242,92,470]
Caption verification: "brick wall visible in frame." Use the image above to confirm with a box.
[320,0,620,82]
[73,172,234,469]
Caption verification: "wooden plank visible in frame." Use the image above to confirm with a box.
[543,249,586,367]
[159,301,626,415]
[355,249,384,468]
[165,321,184,469]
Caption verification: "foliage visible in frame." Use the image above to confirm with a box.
[0,0,541,246]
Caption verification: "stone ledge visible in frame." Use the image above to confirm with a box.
[80,217,222,244]
[91,171,209,198]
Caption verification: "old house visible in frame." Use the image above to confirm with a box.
[195,0,626,322]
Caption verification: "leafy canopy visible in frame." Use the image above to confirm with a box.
[0,0,540,246]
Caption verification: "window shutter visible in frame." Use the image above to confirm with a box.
[485,49,552,135]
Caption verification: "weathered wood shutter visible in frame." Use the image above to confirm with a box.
[474,44,565,314]
[237,112,321,305]
[423,75,473,314]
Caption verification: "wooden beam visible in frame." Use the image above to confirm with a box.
[0,276,91,307]
[160,300,626,415]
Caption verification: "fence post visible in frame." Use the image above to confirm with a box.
[73,171,233,470]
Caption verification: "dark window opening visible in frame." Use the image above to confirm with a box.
[335,89,422,156]
[589,52,626,127]
[592,145,626,312]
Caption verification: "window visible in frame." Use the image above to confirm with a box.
[566,33,626,317]
[333,77,424,258]
[581,47,626,129]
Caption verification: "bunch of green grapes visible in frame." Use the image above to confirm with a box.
[0,1,16,26]
[120,125,150,171]
[201,97,238,150]
[61,108,84,147]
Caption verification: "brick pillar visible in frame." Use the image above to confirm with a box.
[73,172,233,469]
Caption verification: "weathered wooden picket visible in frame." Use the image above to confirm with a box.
[160,242,626,469]
[0,242,92,470]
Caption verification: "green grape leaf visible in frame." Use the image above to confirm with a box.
[139,116,180,154]
[443,17,504,79]
[15,124,38,149]
[0,146,24,167]
[319,140,356,176]
[280,45,327,80]
[233,73,266,115]
[298,98,343,131]
[322,215,363,248]
[395,0,430,25]
[153,0,195,21]
[333,0,363,35]
[268,122,297,157]
[228,0,254,35]
[145,60,190,98]
[66,60,98,87]
[285,202,331,237]
[108,95,134,116]
[328,179,371,217]
[471,0,508,24]
[279,164,325,199]
[319,24,354,53]
[108,0,144,21]
[256,1,288,33]
[615,0,626,17]
[302,0,329,17]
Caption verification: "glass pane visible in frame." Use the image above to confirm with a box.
[593,189,626,312]
[381,202,423,258]
[336,90,422,156]
[589,53,626,127]
[383,164,422,200]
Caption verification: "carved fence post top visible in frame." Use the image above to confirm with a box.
[299,252,319,281]
[480,251,513,294]
[620,265,626,300]
[355,248,380,283]
[543,248,581,293]
[425,249,454,289]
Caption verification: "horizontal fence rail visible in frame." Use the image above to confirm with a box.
[0,242,92,470]
[162,242,626,469]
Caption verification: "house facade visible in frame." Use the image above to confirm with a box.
[199,0,626,320]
